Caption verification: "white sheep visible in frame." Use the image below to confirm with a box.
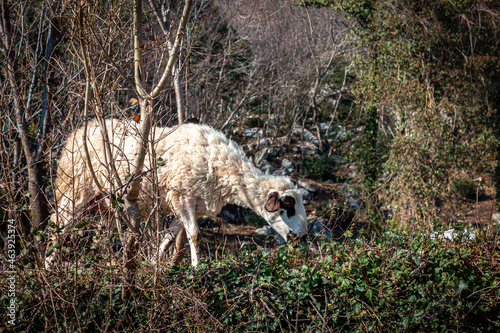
[46,119,307,268]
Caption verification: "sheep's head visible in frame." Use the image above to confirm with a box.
[262,189,307,242]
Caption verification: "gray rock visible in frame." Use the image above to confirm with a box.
[297,188,312,201]
[221,209,237,222]
[268,148,279,157]
[259,138,271,147]
[331,155,346,165]
[255,148,270,167]
[325,179,335,185]
[492,214,500,232]
[254,226,286,245]
[310,217,333,238]
[334,125,348,142]
[272,168,291,176]
[347,165,359,179]
[246,143,257,152]
[319,122,334,136]
[276,136,288,144]
[281,158,294,170]
[255,226,273,236]
[292,125,319,146]
[255,148,279,167]
[293,141,318,155]
[340,184,361,210]
[260,160,276,174]
[345,197,361,210]
[243,128,263,138]
[297,179,316,193]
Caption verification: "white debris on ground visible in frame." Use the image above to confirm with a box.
[430,229,476,241]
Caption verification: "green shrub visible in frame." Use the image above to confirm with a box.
[322,200,356,228]
[4,233,500,332]
[244,211,267,227]
[243,117,264,128]
[452,177,483,200]
[302,154,336,180]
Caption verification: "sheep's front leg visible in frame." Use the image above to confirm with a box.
[177,198,201,266]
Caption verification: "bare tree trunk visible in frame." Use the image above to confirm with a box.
[149,0,189,263]
[122,0,193,300]
[148,0,187,124]
[173,64,186,123]
[309,48,339,155]
[39,3,58,156]
[0,3,49,229]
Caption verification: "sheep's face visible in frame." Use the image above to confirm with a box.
[262,190,307,242]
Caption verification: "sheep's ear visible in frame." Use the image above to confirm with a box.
[280,195,295,208]
[264,192,280,212]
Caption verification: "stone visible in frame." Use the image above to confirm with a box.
[331,155,346,165]
[268,115,280,126]
[334,125,348,142]
[246,143,257,152]
[297,179,316,193]
[272,169,291,176]
[293,141,318,155]
[254,226,286,245]
[255,226,272,236]
[340,184,361,210]
[268,148,279,157]
[221,209,237,222]
[243,128,263,138]
[292,125,319,146]
[309,217,333,238]
[378,171,391,181]
[319,122,334,136]
[278,158,295,175]
[255,148,278,166]
[259,138,271,147]
[492,213,500,232]
[281,158,294,170]
[260,161,276,174]
[297,188,312,201]
[255,148,271,167]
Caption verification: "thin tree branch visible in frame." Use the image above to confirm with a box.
[151,0,193,98]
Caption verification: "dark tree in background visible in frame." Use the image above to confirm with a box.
[0,1,53,230]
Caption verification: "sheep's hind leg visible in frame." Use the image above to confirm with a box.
[45,194,76,269]
[45,191,105,270]
[171,227,187,264]
[156,217,183,263]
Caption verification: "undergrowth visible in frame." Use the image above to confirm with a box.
[1,232,499,332]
